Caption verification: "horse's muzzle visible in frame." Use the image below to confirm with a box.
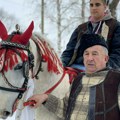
[2,111,10,119]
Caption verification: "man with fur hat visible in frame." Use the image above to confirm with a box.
[61,0,120,71]
[28,34,120,120]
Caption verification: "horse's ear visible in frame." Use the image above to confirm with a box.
[20,21,34,45]
[0,21,8,40]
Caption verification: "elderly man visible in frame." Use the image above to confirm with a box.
[28,34,120,120]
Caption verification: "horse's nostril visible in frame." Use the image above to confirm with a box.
[2,111,10,119]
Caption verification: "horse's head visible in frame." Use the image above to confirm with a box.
[0,21,34,119]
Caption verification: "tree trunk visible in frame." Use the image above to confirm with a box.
[81,0,85,23]
[109,0,120,18]
[41,0,44,34]
[57,0,62,55]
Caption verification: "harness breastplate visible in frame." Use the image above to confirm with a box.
[88,70,120,120]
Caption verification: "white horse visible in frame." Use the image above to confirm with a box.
[0,21,70,120]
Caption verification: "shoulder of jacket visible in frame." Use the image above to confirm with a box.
[108,68,120,74]
[104,18,120,34]
[105,69,120,81]
[77,22,88,31]
[72,73,84,84]
[105,18,118,27]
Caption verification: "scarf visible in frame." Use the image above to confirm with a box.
[89,8,113,40]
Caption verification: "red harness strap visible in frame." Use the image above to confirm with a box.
[23,100,36,107]
[44,71,66,94]
[23,70,66,107]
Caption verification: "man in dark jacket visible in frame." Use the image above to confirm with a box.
[27,34,120,120]
[61,0,120,70]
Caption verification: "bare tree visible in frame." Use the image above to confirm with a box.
[109,0,120,18]
[27,0,89,54]
[81,0,85,23]
[41,0,45,34]
[56,0,62,54]
[46,0,82,54]
[26,0,120,55]
[0,9,19,32]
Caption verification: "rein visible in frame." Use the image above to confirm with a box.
[1,71,26,92]
[44,70,66,94]
[24,69,67,107]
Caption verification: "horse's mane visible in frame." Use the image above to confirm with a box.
[31,33,63,74]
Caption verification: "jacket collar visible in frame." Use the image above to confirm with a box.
[85,67,110,77]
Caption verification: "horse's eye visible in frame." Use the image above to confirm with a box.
[14,63,22,70]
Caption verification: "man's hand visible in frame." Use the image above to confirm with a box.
[27,94,48,108]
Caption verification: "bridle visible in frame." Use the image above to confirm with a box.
[0,40,32,113]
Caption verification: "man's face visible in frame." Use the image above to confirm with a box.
[83,45,109,74]
[90,0,107,21]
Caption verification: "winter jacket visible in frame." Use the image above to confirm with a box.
[61,18,120,69]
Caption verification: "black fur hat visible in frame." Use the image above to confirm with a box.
[80,34,108,54]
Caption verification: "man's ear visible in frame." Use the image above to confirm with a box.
[104,6,109,13]
[105,55,109,63]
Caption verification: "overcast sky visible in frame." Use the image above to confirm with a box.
[0,0,41,32]
[0,0,25,18]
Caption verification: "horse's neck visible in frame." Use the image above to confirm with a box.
[29,34,67,94]
[30,35,63,76]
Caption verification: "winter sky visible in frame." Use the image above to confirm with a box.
[0,0,25,18]
[0,0,41,32]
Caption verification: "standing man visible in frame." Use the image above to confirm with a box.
[61,0,120,70]
[28,34,120,120]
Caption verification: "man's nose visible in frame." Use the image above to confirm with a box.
[87,55,93,60]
